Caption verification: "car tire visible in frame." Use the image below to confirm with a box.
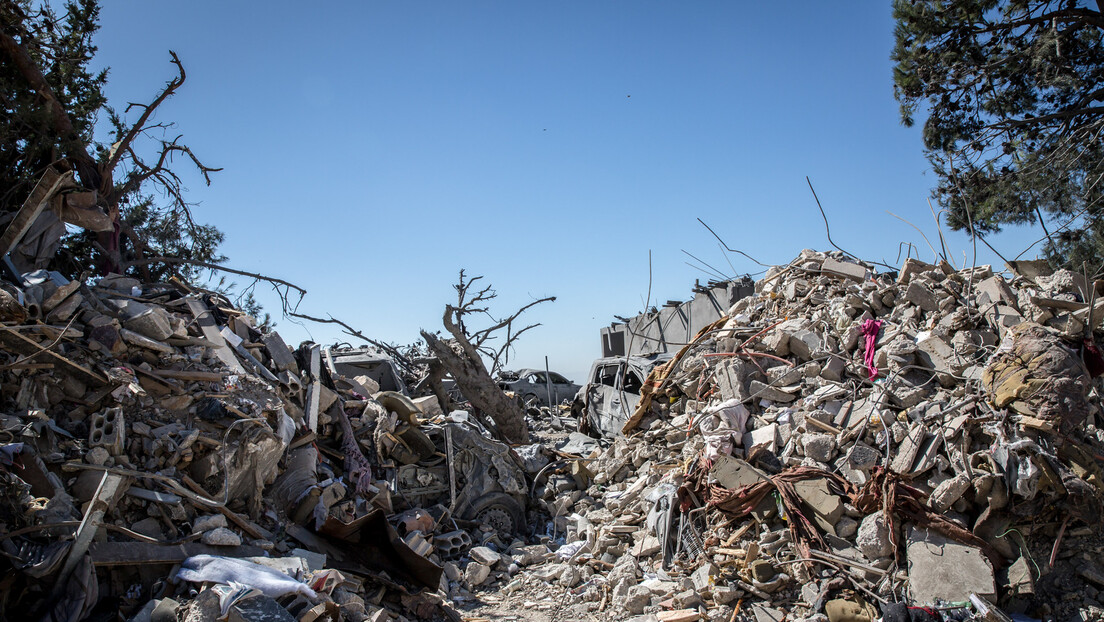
[522,393,541,409]
[464,492,525,535]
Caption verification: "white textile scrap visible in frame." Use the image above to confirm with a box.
[698,399,750,460]
[176,555,318,599]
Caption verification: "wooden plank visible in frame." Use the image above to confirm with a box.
[54,473,127,593]
[0,329,107,385]
[88,541,266,566]
[184,297,245,373]
[0,168,74,255]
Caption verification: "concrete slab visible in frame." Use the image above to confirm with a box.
[906,526,995,605]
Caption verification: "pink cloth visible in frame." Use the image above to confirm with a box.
[860,319,883,380]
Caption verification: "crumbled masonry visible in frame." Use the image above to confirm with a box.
[5,249,1104,622]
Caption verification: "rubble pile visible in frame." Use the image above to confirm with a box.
[0,270,534,621]
[457,251,1104,622]
[6,248,1104,622]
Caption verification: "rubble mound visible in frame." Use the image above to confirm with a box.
[461,251,1104,622]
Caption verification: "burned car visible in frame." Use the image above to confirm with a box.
[573,353,673,437]
[497,368,581,407]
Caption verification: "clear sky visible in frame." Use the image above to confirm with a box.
[89,2,1042,384]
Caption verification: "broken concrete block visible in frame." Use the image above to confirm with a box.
[906,526,995,605]
[748,380,797,403]
[89,407,125,456]
[801,433,837,462]
[622,584,652,615]
[793,478,844,536]
[820,356,846,382]
[846,442,880,471]
[928,474,970,512]
[656,610,700,622]
[469,546,502,567]
[201,527,242,547]
[412,395,442,417]
[465,561,491,586]
[743,423,779,459]
[787,329,823,361]
[856,511,895,560]
[898,258,935,284]
[904,281,939,312]
[822,257,868,282]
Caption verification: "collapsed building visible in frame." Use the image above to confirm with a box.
[2,234,1104,622]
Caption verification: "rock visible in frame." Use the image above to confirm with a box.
[465,561,491,586]
[904,281,939,312]
[443,562,461,582]
[802,433,836,462]
[673,589,703,609]
[131,517,164,540]
[712,585,741,605]
[192,514,228,534]
[928,474,971,512]
[86,446,110,466]
[469,546,501,567]
[623,585,652,615]
[835,516,858,539]
[856,511,894,560]
[201,527,241,547]
[633,534,661,557]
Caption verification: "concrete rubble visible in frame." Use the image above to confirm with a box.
[5,248,1104,621]
[446,251,1104,622]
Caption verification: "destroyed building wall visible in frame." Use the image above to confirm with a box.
[600,277,754,357]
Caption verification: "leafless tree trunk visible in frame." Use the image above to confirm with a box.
[419,271,554,445]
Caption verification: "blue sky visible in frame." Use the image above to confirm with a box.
[90,2,1042,383]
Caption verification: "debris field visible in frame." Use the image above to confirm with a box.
[3,247,1104,622]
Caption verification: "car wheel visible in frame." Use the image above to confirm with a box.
[465,492,525,535]
[522,393,541,409]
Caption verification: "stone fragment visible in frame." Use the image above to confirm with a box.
[192,514,228,534]
[904,281,939,312]
[470,546,502,567]
[856,511,895,560]
[822,257,868,282]
[801,433,837,462]
[465,561,491,586]
[928,474,970,512]
[201,527,241,547]
[835,516,858,538]
[622,585,652,615]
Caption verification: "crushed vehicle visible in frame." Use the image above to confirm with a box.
[572,352,673,437]
[496,368,580,407]
[322,345,409,394]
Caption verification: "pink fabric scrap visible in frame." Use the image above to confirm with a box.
[860,319,884,380]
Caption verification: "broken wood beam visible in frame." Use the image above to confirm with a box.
[88,541,266,566]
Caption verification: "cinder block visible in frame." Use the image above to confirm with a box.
[89,407,125,456]
[433,529,472,558]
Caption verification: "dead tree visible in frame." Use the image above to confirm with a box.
[1,10,220,274]
[420,271,554,445]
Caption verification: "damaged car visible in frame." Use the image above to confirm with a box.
[572,353,673,437]
[497,368,581,407]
